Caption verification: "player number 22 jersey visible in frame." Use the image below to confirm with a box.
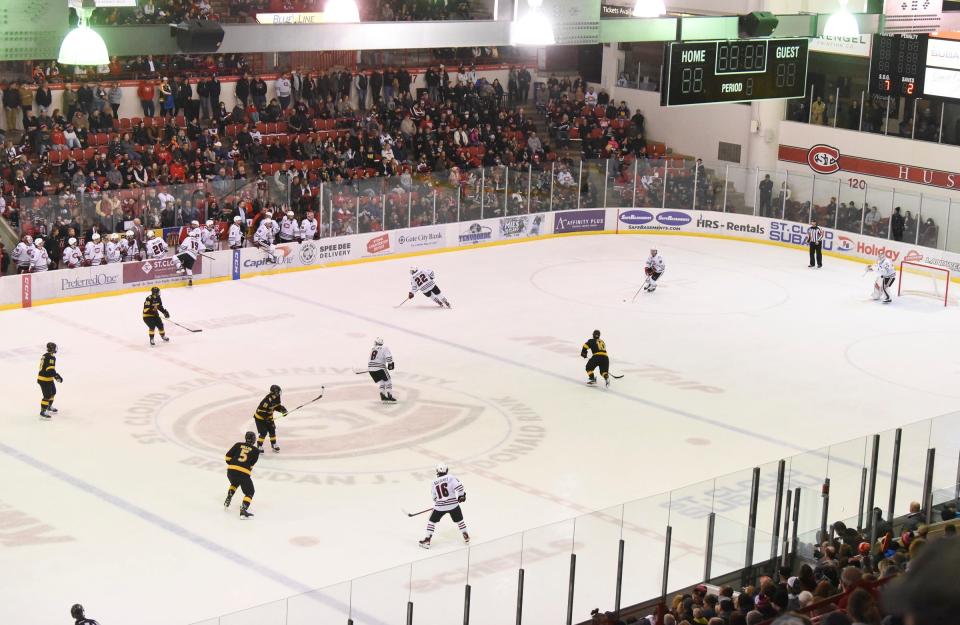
[431,474,465,511]
[410,269,437,293]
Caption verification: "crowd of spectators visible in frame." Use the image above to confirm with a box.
[82,0,486,26]
[590,504,959,625]
[0,61,632,273]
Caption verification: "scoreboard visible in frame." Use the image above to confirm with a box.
[660,38,809,107]
[868,34,960,101]
[868,34,927,97]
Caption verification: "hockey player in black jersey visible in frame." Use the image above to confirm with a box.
[142,286,170,346]
[37,342,63,419]
[581,330,610,387]
[224,431,261,519]
[254,385,288,452]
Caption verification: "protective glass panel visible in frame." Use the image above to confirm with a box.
[519,519,575,625]
[756,169,786,219]
[286,581,352,625]
[350,563,411,625]
[409,545,470,625]
[550,159,581,212]
[915,99,944,142]
[785,172,814,223]
[581,159,607,209]
[811,177,841,228]
[620,491,671,608]
[894,191,922,244]
[605,158,636,209]
[918,194,948,249]
[863,185,894,239]
[570,505,625,620]
[723,165,756,215]
[665,479,712,592]
[466,532,524,625]
[635,159,666,209]
[219,599,287,625]
[837,182,867,234]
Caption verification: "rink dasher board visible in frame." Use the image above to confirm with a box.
[3,208,958,310]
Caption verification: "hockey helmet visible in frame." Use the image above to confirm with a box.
[46,342,57,353]
[374,337,384,346]
[91,232,101,240]
[70,605,85,619]
[191,220,200,227]
[270,384,281,394]
[125,230,134,238]
[34,238,43,246]
[650,248,658,256]
[68,237,77,246]
[205,219,214,227]
[435,463,448,476]
[110,233,120,240]
[286,210,294,217]
[244,431,257,445]
[146,230,156,239]
[233,215,243,223]
[262,218,272,226]
[592,329,601,339]
[409,266,418,274]
[151,286,160,295]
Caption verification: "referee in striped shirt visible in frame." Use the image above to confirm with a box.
[805,220,825,268]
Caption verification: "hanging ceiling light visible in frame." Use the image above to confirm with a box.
[823,0,859,37]
[633,0,666,18]
[511,0,555,46]
[58,6,109,66]
[324,0,360,23]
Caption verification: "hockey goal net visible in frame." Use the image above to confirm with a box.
[898,260,952,306]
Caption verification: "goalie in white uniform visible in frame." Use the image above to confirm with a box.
[408,267,451,308]
[366,337,397,402]
[254,217,282,264]
[867,253,896,304]
[145,230,169,259]
[643,249,665,292]
[418,463,469,549]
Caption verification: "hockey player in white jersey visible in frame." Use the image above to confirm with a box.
[279,210,300,243]
[13,235,33,273]
[144,230,169,259]
[366,337,397,402]
[119,230,140,262]
[84,233,105,266]
[228,216,246,249]
[300,211,318,241]
[408,267,451,308]
[201,219,219,252]
[254,217,282,264]
[174,230,202,286]
[867,253,896,304]
[104,234,122,264]
[643,249,666,293]
[62,238,83,269]
[418,463,469,549]
[29,239,51,272]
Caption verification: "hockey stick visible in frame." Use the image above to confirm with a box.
[609,373,625,379]
[354,368,369,375]
[168,320,203,333]
[198,252,217,261]
[286,386,325,415]
[394,296,411,308]
[403,507,433,517]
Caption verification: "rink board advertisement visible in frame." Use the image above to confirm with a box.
[7,207,960,309]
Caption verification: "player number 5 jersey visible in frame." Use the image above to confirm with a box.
[431,474,465,511]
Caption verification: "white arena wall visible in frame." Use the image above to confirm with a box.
[4,206,959,310]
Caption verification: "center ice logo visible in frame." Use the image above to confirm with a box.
[807,144,841,175]
[140,373,546,481]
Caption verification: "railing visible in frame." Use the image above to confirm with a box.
[185,412,960,625]
[786,85,960,147]
[12,154,960,268]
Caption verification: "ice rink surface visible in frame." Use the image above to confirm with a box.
[3,233,960,625]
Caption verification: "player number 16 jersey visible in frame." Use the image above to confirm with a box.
[431,475,465,511]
